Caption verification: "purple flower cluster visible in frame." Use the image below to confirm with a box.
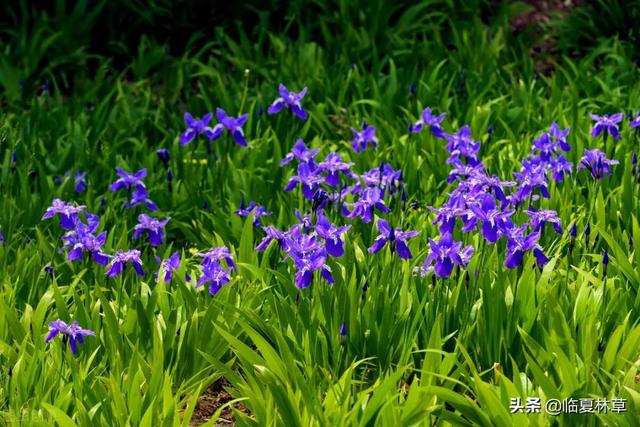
[181,108,249,147]
[256,213,350,288]
[195,246,237,295]
[411,119,578,275]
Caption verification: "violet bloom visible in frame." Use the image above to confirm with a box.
[282,228,333,288]
[315,214,350,257]
[235,201,272,227]
[42,199,86,230]
[196,263,233,296]
[631,111,640,129]
[368,219,419,260]
[503,225,546,269]
[133,214,170,247]
[358,163,403,195]
[74,172,87,193]
[443,125,481,164]
[214,108,249,146]
[409,107,446,138]
[110,167,147,193]
[351,122,378,153]
[548,122,571,152]
[128,187,158,211]
[318,152,354,187]
[590,113,624,140]
[549,155,573,182]
[447,159,485,184]
[428,204,466,235]
[280,139,319,167]
[62,214,109,266]
[466,194,514,243]
[106,249,144,277]
[526,208,562,234]
[284,162,325,199]
[344,187,391,223]
[512,159,551,203]
[155,252,180,283]
[577,148,619,179]
[255,226,288,251]
[180,112,218,146]
[45,320,95,354]
[267,84,308,120]
[196,246,236,271]
[0,230,5,247]
[422,233,474,279]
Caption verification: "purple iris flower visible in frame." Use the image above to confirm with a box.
[255,226,288,251]
[447,160,485,184]
[344,187,391,223]
[549,155,573,182]
[409,107,446,137]
[280,139,319,167]
[235,201,272,227]
[526,208,562,234]
[368,219,419,260]
[512,159,551,203]
[110,167,147,193]
[267,84,308,120]
[315,213,350,257]
[631,111,640,129]
[502,225,546,269]
[577,149,619,179]
[62,214,109,266]
[351,123,378,153]
[154,252,180,283]
[0,230,5,247]
[215,108,249,146]
[284,162,325,199]
[428,204,467,235]
[42,199,86,230]
[74,172,87,193]
[356,163,403,195]
[196,246,236,271]
[590,113,624,140]
[128,187,158,211]
[443,125,481,165]
[45,320,95,353]
[180,112,218,146]
[133,214,170,246]
[421,233,474,279]
[196,262,233,296]
[548,122,571,152]
[106,249,144,277]
[282,228,334,288]
[466,194,514,243]
[156,148,170,167]
[318,152,354,187]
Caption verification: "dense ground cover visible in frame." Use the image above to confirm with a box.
[1,1,640,425]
